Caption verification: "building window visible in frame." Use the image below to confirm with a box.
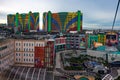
[24,59,25,61]
[26,43,28,46]
[29,43,31,46]
[24,43,25,46]
[24,48,26,51]
[36,44,38,46]
[32,43,33,46]
[29,48,31,51]
[32,59,33,62]
[32,54,33,57]
[26,59,28,62]
[26,54,28,56]
[16,43,18,46]
[16,58,18,61]
[16,48,18,51]
[24,53,25,56]
[19,48,20,51]
[29,54,31,57]
[26,48,28,51]
[19,43,20,46]
[16,53,18,56]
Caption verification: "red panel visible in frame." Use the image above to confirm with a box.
[34,47,45,68]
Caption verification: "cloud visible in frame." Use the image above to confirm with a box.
[0,0,120,30]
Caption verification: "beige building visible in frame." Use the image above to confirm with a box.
[0,39,14,74]
[14,39,47,67]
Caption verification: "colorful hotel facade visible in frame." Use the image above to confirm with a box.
[43,11,83,32]
[7,11,39,33]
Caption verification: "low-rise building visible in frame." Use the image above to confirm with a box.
[45,39,55,69]
[55,33,66,52]
[0,39,14,73]
[66,33,86,49]
[14,39,47,67]
[14,38,55,69]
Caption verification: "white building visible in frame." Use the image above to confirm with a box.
[14,39,47,67]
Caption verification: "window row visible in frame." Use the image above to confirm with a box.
[24,43,34,47]
[16,48,34,52]
[23,58,34,62]
[16,43,21,46]
[16,58,21,62]
[16,53,21,56]
[16,53,34,57]
[16,48,20,51]
[16,58,34,62]
[16,43,44,47]
[23,53,34,57]
[24,48,34,52]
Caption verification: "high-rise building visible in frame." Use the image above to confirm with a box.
[7,11,39,33]
[43,11,83,33]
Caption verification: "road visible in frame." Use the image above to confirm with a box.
[55,50,96,77]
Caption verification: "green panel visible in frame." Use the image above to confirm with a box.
[15,13,19,27]
[77,11,80,31]
[48,11,51,32]
[98,34,105,44]
[88,35,98,48]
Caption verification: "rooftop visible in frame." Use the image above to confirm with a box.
[2,66,53,80]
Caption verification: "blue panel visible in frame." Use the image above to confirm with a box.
[65,16,78,30]
[51,18,60,30]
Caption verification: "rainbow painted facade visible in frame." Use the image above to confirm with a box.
[43,11,83,32]
[7,12,39,33]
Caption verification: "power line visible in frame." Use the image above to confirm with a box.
[111,0,120,32]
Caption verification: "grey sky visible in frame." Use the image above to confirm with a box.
[0,0,120,30]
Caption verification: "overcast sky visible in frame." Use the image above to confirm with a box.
[0,0,120,30]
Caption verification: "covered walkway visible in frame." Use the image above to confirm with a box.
[1,66,53,80]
